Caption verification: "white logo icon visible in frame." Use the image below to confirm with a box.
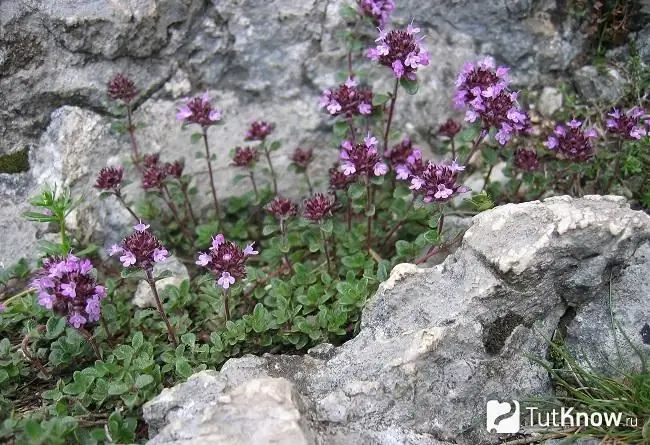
[486,400,520,433]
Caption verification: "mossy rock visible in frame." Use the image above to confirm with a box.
[0,148,29,174]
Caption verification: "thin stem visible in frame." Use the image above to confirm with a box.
[223,288,231,322]
[180,182,198,226]
[76,327,102,360]
[126,105,141,166]
[262,141,278,195]
[145,270,178,346]
[202,127,222,222]
[161,185,186,229]
[462,129,488,166]
[250,171,260,201]
[382,78,400,155]
[21,326,50,377]
[348,118,356,142]
[3,287,36,306]
[320,225,332,273]
[437,207,445,237]
[450,137,457,160]
[365,176,373,252]
[346,192,352,231]
[347,50,353,78]
[381,195,416,250]
[58,212,70,253]
[304,172,313,195]
[414,232,464,265]
[280,219,292,269]
[115,192,140,222]
[481,164,494,192]
[100,315,112,340]
[604,147,622,193]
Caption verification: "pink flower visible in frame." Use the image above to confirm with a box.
[120,251,137,267]
[134,221,150,232]
[196,253,211,266]
[374,162,389,176]
[217,271,236,289]
[153,248,168,263]
[243,243,258,256]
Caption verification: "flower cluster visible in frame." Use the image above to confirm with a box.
[176,92,222,127]
[290,147,313,171]
[110,222,169,271]
[383,137,425,180]
[165,160,184,179]
[454,58,530,145]
[94,166,124,193]
[340,134,389,178]
[544,119,598,162]
[304,193,336,222]
[368,23,430,80]
[356,0,395,27]
[409,160,469,203]
[514,148,541,171]
[329,166,355,191]
[196,234,258,289]
[232,146,260,168]
[605,107,648,140]
[319,78,374,118]
[245,120,275,141]
[32,254,106,328]
[267,197,298,220]
[107,73,138,103]
[438,119,462,138]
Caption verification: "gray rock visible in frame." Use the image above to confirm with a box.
[144,197,650,445]
[132,256,190,309]
[537,86,563,117]
[573,66,626,104]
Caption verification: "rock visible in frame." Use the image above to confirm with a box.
[573,66,626,104]
[537,86,563,117]
[144,375,314,445]
[144,197,650,445]
[1,0,588,266]
[133,256,190,308]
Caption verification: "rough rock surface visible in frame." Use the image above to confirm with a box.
[133,256,190,308]
[143,196,650,445]
[6,0,648,265]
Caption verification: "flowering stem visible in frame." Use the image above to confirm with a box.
[100,315,112,340]
[76,327,102,360]
[304,172,314,195]
[450,137,457,160]
[414,231,463,265]
[462,128,487,166]
[4,287,36,306]
[249,171,260,201]
[180,182,198,227]
[145,270,178,346]
[604,144,623,192]
[202,127,222,222]
[21,326,50,378]
[346,191,352,231]
[481,165,494,192]
[437,207,445,237]
[348,118,357,142]
[161,185,190,237]
[262,141,278,195]
[320,225,332,273]
[115,192,140,222]
[381,195,416,249]
[126,105,141,166]
[382,78,400,155]
[222,288,231,322]
[280,220,292,269]
[365,176,373,251]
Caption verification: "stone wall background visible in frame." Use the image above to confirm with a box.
[0,0,648,265]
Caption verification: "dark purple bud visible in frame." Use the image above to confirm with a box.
[107,73,138,103]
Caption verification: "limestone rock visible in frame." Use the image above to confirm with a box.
[133,256,190,309]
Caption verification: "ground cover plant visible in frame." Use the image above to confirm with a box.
[0,1,649,443]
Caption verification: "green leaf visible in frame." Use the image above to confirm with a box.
[481,147,499,166]
[333,121,349,137]
[395,240,412,257]
[154,270,174,281]
[46,316,66,339]
[423,230,440,244]
[399,78,419,95]
[377,261,390,282]
[131,331,144,350]
[372,93,390,106]
[120,269,147,280]
[113,344,135,362]
[135,374,155,389]
[108,382,130,396]
[341,252,367,269]
[348,183,365,200]
[321,219,334,234]
[269,141,282,151]
[181,333,196,347]
[175,358,193,379]
[190,132,203,144]
[365,204,376,217]
[22,211,56,223]
[262,224,278,236]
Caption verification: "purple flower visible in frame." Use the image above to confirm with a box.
[245,120,275,141]
[339,136,388,179]
[107,73,138,103]
[0,303,4,312]
[232,146,260,168]
[94,166,124,193]
[211,234,225,250]
[605,106,648,140]
[197,235,255,289]
[514,148,541,171]
[304,193,336,223]
[438,119,462,138]
[217,271,236,290]
[369,25,429,80]
[329,166,355,191]
[108,244,123,256]
[177,92,222,127]
[409,160,469,203]
[356,0,396,27]
[374,162,389,176]
[319,82,375,119]
[32,254,106,328]
[243,243,258,256]
[116,224,169,271]
[153,248,168,263]
[290,147,314,171]
[267,197,298,220]
[544,120,597,162]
